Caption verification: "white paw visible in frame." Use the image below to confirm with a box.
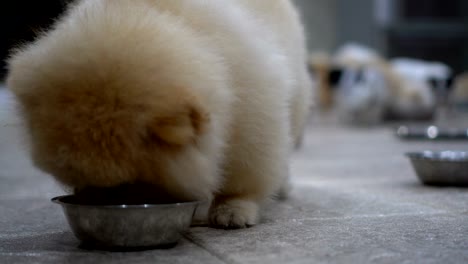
[209,199,258,229]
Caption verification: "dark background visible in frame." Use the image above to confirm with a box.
[386,0,468,74]
[0,1,67,79]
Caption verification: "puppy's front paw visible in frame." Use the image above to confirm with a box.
[209,198,258,229]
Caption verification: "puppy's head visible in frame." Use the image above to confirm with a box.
[6,2,226,201]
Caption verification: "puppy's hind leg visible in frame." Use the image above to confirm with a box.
[275,176,292,201]
[209,117,290,229]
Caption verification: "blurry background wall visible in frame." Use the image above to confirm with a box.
[293,0,337,53]
[294,0,468,74]
[1,0,468,78]
[382,0,468,74]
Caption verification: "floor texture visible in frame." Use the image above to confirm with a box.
[1,87,468,264]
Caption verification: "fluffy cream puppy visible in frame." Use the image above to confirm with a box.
[7,0,311,228]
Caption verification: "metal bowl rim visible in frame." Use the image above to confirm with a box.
[405,151,468,163]
[51,195,201,209]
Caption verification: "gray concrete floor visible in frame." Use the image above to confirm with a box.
[1,87,468,263]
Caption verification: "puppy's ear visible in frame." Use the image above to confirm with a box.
[149,103,209,147]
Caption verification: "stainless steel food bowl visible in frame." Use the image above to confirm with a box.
[396,125,468,140]
[406,151,468,186]
[52,195,199,250]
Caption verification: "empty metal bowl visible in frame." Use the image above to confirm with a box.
[406,151,468,186]
[396,125,468,140]
[52,195,199,250]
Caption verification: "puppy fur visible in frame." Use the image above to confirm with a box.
[7,0,311,228]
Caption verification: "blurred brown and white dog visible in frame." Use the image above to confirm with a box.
[7,0,311,228]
